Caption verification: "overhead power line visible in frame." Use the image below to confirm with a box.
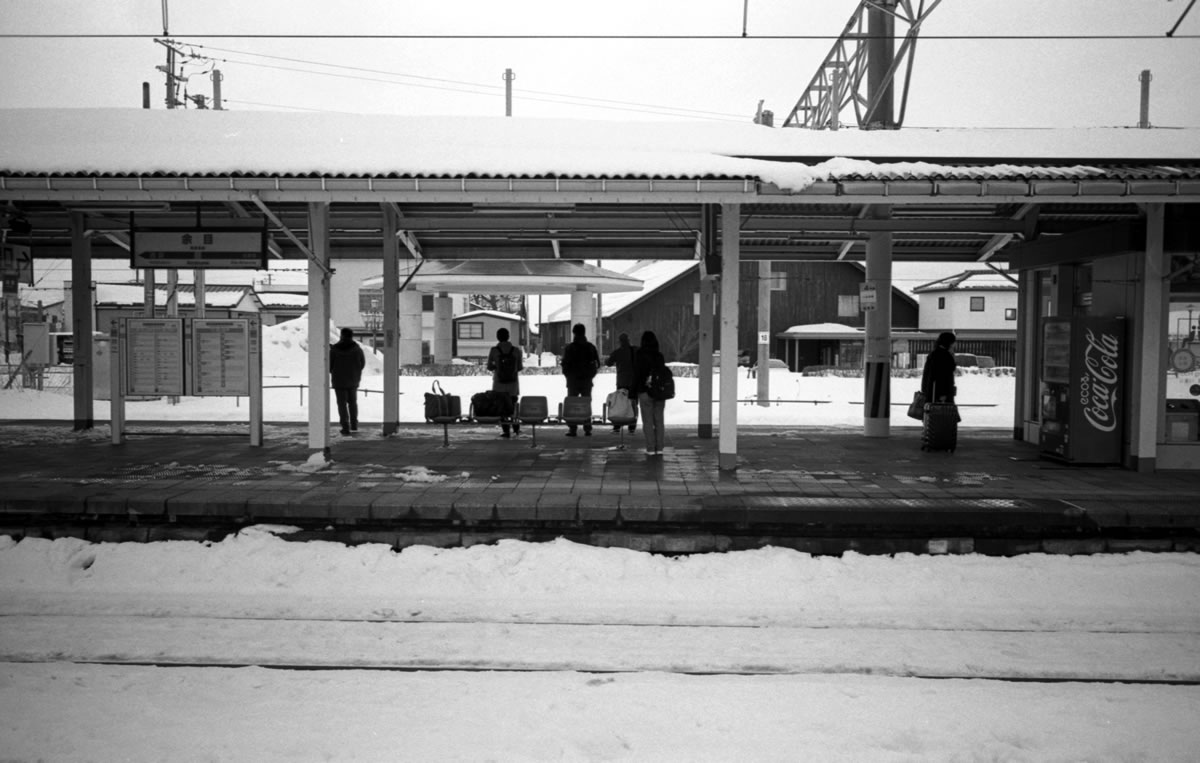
[2,33,1198,40]
[194,45,748,120]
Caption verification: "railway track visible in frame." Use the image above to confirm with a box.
[4,613,1199,684]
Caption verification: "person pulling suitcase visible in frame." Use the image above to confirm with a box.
[920,332,959,452]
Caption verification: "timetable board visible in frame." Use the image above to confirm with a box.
[191,319,251,396]
[124,319,185,396]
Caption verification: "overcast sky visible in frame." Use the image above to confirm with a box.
[1,0,1198,128]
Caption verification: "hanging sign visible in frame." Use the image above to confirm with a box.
[859,283,878,311]
[131,222,267,269]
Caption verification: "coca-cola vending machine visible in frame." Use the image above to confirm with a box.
[1039,316,1126,464]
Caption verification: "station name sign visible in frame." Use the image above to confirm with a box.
[130,220,268,269]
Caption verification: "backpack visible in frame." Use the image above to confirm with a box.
[495,345,518,384]
[645,363,675,401]
[563,342,598,379]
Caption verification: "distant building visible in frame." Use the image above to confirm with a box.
[452,310,524,362]
[912,269,1018,366]
[542,260,920,371]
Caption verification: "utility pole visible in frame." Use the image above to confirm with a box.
[503,68,515,116]
[1139,70,1152,129]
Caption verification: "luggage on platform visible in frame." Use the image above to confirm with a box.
[424,380,462,422]
[921,385,959,453]
[471,390,513,419]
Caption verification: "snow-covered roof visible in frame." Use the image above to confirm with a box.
[779,322,865,337]
[362,260,642,295]
[913,270,1019,293]
[454,310,523,322]
[2,109,1198,195]
[95,283,251,308]
[257,293,309,309]
[545,261,697,322]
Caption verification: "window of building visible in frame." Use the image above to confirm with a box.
[1005,308,1017,321]
[970,296,986,312]
[358,289,383,314]
[457,322,483,340]
[938,297,945,310]
[421,294,434,312]
[837,294,860,317]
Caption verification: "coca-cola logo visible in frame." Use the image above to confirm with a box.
[1080,329,1120,432]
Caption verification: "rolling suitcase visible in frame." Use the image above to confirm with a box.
[921,385,959,453]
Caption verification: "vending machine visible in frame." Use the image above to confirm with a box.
[1039,316,1126,464]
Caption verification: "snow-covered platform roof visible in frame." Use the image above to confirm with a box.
[2,108,1198,267]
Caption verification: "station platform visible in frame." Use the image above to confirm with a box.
[1,420,1198,556]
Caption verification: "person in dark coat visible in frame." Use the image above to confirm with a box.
[631,330,667,456]
[921,331,958,403]
[561,323,599,436]
[486,327,523,438]
[604,332,638,434]
[329,327,366,435]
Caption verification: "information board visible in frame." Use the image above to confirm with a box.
[125,319,185,396]
[191,319,251,396]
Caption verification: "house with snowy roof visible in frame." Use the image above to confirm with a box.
[911,269,1019,365]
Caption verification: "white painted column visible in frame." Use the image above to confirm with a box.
[69,212,93,431]
[1131,203,1166,472]
[863,205,893,438]
[433,293,453,364]
[399,291,423,366]
[718,203,741,471]
[570,288,595,335]
[381,204,401,436]
[307,202,331,457]
[698,272,716,438]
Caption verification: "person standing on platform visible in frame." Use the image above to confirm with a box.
[330,327,365,436]
[487,327,524,439]
[604,332,638,434]
[561,322,599,437]
[632,329,668,456]
[922,331,958,403]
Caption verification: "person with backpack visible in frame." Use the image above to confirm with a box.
[631,329,670,456]
[604,332,638,434]
[486,327,523,438]
[329,327,366,436]
[561,322,599,437]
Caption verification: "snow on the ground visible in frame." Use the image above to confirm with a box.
[3,314,1196,760]
[1,532,1199,760]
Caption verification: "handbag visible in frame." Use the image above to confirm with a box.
[424,380,461,422]
[906,390,927,420]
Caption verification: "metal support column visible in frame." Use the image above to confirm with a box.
[698,271,716,439]
[718,203,741,470]
[381,204,401,436]
[69,212,93,431]
[1131,204,1166,472]
[756,260,771,405]
[307,203,332,458]
[863,205,892,437]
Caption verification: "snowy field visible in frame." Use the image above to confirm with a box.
[2,531,1199,760]
[0,313,1016,429]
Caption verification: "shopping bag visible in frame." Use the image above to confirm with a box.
[606,389,636,423]
[424,380,461,422]
[906,391,927,420]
